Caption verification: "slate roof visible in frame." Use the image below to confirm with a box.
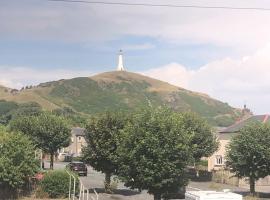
[71,127,85,136]
[220,115,270,133]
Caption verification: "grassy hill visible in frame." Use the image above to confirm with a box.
[0,71,241,126]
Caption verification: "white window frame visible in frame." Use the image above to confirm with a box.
[215,155,223,165]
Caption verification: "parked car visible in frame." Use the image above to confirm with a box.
[66,161,88,176]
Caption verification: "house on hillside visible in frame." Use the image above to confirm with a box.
[60,127,87,158]
[208,114,270,187]
[70,127,87,157]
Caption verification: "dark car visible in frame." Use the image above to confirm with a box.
[66,162,88,176]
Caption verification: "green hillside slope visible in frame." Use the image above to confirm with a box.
[0,71,241,126]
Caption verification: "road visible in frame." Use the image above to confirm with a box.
[47,161,270,200]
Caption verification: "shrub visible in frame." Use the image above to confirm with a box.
[0,130,39,198]
[40,170,78,198]
[35,186,49,199]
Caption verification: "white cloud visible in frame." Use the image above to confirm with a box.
[0,67,93,89]
[143,63,192,88]
[2,0,270,51]
[143,43,270,114]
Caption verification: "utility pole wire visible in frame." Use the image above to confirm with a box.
[48,0,270,11]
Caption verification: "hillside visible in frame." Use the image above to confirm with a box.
[0,71,241,126]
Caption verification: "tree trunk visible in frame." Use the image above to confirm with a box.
[104,172,111,193]
[249,177,256,196]
[50,152,54,170]
[194,162,199,177]
[154,193,162,200]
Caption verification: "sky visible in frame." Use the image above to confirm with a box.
[2,0,270,114]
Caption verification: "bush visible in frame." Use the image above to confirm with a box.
[40,170,78,198]
[0,130,39,198]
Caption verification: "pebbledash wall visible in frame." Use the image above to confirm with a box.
[208,115,270,188]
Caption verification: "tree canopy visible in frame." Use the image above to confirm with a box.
[0,100,42,125]
[180,112,218,162]
[226,122,270,195]
[116,108,193,200]
[0,129,39,197]
[10,112,71,169]
[82,112,128,193]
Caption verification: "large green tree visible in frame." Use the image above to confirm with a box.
[226,123,270,195]
[180,113,218,174]
[10,113,71,169]
[0,128,39,198]
[82,112,127,193]
[181,113,218,162]
[116,107,192,200]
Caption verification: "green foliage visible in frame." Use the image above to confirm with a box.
[40,170,78,198]
[177,92,233,118]
[52,107,87,127]
[180,112,218,162]
[47,74,238,126]
[82,112,128,192]
[12,102,42,119]
[0,100,18,125]
[226,123,270,194]
[0,130,39,191]
[0,100,18,115]
[10,112,71,169]
[0,72,239,126]
[0,100,42,125]
[116,107,192,199]
[213,115,236,127]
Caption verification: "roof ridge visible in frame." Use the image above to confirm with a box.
[219,115,253,133]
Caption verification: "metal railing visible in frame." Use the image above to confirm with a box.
[79,179,99,200]
[66,169,77,200]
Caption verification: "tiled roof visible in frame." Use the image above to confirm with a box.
[220,115,270,133]
[71,127,85,136]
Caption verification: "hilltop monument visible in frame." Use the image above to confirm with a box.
[117,50,125,71]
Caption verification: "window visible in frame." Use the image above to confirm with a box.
[78,136,81,141]
[215,155,223,165]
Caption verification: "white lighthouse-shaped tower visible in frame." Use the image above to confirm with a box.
[117,50,125,71]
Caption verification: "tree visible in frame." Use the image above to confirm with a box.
[180,113,218,174]
[11,102,42,119]
[116,107,192,200]
[0,129,39,198]
[0,101,42,125]
[82,112,127,193]
[53,107,87,127]
[181,113,218,161]
[0,100,18,125]
[10,113,71,169]
[226,123,270,195]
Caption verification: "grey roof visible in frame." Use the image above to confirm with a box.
[220,115,270,133]
[71,127,85,136]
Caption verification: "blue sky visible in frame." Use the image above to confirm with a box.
[2,0,270,113]
[0,37,234,71]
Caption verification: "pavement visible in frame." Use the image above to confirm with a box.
[46,161,270,200]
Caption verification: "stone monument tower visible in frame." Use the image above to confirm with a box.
[117,50,125,71]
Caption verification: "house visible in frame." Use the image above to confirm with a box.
[60,127,87,157]
[208,114,270,171]
[208,114,270,187]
